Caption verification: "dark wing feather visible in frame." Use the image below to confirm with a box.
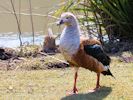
[84,44,111,66]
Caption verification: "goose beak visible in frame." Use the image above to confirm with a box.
[57,20,64,25]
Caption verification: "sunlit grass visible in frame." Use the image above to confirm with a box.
[0,55,133,100]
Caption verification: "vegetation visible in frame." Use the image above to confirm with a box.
[16,45,40,57]
[53,0,133,42]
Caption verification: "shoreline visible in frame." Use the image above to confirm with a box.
[0,45,69,71]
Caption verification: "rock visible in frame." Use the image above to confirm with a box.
[0,52,10,60]
[0,47,16,60]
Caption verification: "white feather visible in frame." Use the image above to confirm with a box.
[60,26,80,55]
[59,12,81,62]
[104,65,109,71]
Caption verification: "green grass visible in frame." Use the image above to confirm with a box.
[0,55,133,100]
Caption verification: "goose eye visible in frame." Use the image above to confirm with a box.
[66,17,69,19]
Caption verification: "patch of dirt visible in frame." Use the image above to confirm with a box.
[119,56,133,63]
[0,48,69,70]
[46,62,69,69]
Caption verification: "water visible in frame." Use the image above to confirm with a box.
[0,32,44,48]
[0,0,63,32]
[0,0,63,48]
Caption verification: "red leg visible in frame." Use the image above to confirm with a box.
[88,73,101,93]
[95,73,101,89]
[67,67,79,95]
[73,71,78,93]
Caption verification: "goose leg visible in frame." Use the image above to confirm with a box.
[73,67,79,93]
[95,73,101,89]
[73,69,78,93]
[67,67,79,95]
[88,73,101,93]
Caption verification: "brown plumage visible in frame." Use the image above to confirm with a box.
[71,38,105,73]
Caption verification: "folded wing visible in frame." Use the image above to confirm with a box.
[84,44,111,66]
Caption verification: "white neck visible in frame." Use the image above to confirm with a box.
[59,24,80,55]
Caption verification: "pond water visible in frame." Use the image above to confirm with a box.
[0,32,44,48]
[0,32,109,48]
[0,32,60,48]
[0,0,62,48]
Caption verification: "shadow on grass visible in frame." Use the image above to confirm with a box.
[61,86,112,100]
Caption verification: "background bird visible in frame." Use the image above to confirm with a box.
[57,12,114,94]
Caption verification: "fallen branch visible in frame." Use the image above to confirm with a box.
[38,52,69,65]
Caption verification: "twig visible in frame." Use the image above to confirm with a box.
[10,0,22,46]
[29,0,35,44]
[19,0,21,25]
[38,52,69,65]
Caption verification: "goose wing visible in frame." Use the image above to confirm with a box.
[84,44,111,66]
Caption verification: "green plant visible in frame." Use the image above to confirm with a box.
[53,0,133,42]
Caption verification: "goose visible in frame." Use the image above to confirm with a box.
[57,12,114,94]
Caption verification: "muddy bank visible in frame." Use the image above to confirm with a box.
[0,46,69,71]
